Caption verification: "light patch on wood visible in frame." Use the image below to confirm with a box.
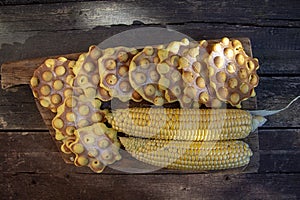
[0,31,37,46]
[6,87,19,92]
[0,116,8,128]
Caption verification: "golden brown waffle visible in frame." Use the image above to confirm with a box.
[52,96,108,154]
[169,39,210,108]
[98,47,143,102]
[70,123,121,173]
[207,37,259,108]
[73,45,112,101]
[129,45,167,106]
[30,57,75,112]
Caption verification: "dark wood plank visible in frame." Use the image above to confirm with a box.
[0,129,298,174]
[0,151,261,174]
[0,85,45,130]
[258,130,300,173]
[2,148,298,174]
[0,0,298,32]
[0,131,57,153]
[0,173,299,200]
[0,25,299,76]
[0,0,86,5]
[259,151,300,173]
[259,129,300,150]
[256,77,300,128]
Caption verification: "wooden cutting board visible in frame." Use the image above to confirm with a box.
[0,38,259,174]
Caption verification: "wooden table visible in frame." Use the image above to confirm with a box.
[0,1,299,199]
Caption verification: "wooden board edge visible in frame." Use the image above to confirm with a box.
[1,52,81,89]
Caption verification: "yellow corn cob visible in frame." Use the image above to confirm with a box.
[120,137,252,170]
[106,108,253,141]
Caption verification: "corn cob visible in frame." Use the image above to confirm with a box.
[107,108,257,141]
[120,137,253,170]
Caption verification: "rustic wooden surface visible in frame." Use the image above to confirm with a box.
[0,0,299,199]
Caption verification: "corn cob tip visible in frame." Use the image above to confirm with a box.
[249,95,300,131]
[251,115,267,132]
[119,137,127,144]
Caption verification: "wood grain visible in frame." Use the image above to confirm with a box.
[259,129,300,151]
[0,0,298,32]
[1,25,299,75]
[0,0,82,5]
[0,147,298,174]
[1,129,298,174]
[1,173,299,199]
